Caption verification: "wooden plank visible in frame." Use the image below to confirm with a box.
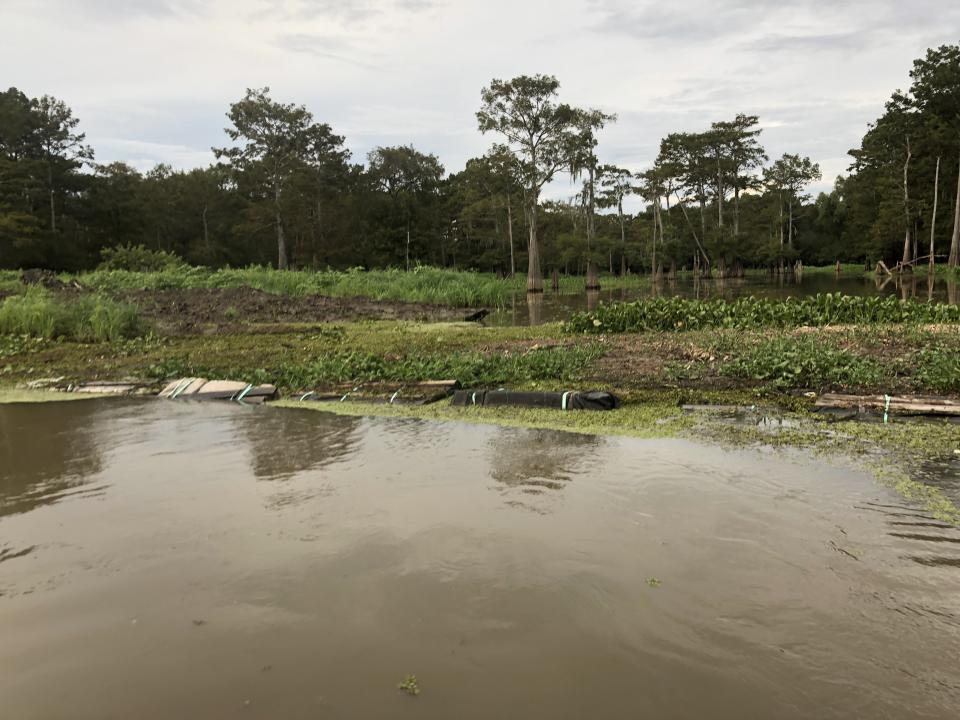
[815,393,960,416]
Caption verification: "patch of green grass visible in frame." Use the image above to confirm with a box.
[0,287,147,342]
[146,342,604,390]
[0,269,20,293]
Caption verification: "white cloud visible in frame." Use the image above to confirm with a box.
[1,0,955,205]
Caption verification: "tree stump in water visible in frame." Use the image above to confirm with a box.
[586,262,600,290]
[551,269,560,292]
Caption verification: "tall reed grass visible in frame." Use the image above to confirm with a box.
[0,288,146,342]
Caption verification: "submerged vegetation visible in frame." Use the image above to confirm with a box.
[568,294,960,333]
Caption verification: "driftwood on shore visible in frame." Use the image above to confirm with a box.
[815,393,960,416]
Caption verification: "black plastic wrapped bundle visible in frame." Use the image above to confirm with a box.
[451,389,619,411]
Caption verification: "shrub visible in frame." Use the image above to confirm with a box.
[98,244,187,272]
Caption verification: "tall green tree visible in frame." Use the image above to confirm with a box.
[367,145,445,270]
[33,95,92,234]
[214,87,314,269]
[477,75,582,292]
[765,154,822,252]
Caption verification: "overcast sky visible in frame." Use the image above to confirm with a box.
[3,0,957,203]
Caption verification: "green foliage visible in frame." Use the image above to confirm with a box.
[719,335,886,390]
[914,345,960,392]
[99,244,187,272]
[0,287,146,342]
[69,265,645,307]
[147,343,602,390]
[568,294,960,333]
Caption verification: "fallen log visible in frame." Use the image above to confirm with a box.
[815,393,960,417]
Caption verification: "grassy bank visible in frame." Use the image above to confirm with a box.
[0,288,146,342]
[3,317,960,396]
[1,263,889,308]
[7,266,659,307]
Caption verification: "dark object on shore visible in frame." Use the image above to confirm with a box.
[159,377,278,403]
[452,389,620,411]
[815,393,960,417]
[463,309,490,322]
[20,268,83,290]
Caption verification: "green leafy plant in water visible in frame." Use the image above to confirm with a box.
[397,675,420,696]
[646,577,662,588]
[719,335,886,390]
[567,293,960,334]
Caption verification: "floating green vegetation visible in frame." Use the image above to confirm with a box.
[277,394,697,440]
[567,293,960,334]
[397,675,420,696]
[646,577,662,588]
[0,287,147,342]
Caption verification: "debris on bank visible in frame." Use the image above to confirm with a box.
[298,380,460,405]
[159,378,278,403]
[21,377,156,395]
[815,393,960,419]
[452,389,620,411]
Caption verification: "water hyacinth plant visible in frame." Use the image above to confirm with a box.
[566,294,960,333]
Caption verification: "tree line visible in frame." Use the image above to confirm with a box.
[1,44,958,290]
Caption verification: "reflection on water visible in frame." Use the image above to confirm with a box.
[1,400,960,719]
[492,274,960,325]
[0,401,105,517]
[236,406,361,481]
[487,427,602,511]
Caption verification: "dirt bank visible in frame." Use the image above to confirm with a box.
[114,287,470,332]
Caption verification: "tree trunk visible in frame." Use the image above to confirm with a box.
[507,196,515,277]
[950,150,960,267]
[202,205,210,251]
[778,193,785,249]
[733,186,740,240]
[527,198,543,292]
[618,197,626,276]
[901,137,912,269]
[716,152,724,230]
[788,200,794,248]
[47,158,57,233]
[276,211,288,270]
[405,222,411,271]
[651,197,659,281]
[274,183,288,270]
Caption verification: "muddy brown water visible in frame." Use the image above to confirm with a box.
[2,400,959,719]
